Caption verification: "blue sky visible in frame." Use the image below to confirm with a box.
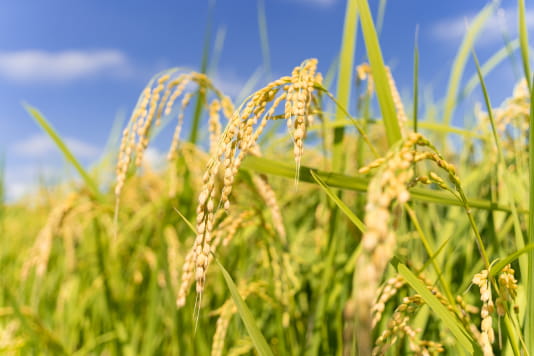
[1,0,533,200]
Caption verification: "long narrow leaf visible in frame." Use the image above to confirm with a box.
[356,0,401,146]
[215,258,274,356]
[527,69,534,349]
[473,50,527,279]
[257,0,271,77]
[442,2,495,125]
[392,260,476,354]
[518,0,531,90]
[333,0,358,171]
[461,39,520,100]
[310,170,366,233]
[189,0,214,144]
[241,155,520,213]
[413,27,419,133]
[24,104,103,202]
[490,243,534,277]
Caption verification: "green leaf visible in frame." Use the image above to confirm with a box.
[356,0,402,146]
[215,258,274,356]
[24,104,103,202]
[473,49,527,280]
[461,39,520,100]
[310,170,366,233]
[442,1,495,125]
[527,47,534,347]
[413,27,419,133]
[392,260,476,354]
[519,0,531,90]
[257,0,271,77]
[172,206,196,234]
[333,0,358,171]
[241,155,520,213]
[490,243,534,277]
[189,0,214,144]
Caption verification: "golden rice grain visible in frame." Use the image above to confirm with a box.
[472,269,495,355]
[177,59,322,306]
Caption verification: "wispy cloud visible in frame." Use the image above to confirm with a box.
[0,49,130,83]
[431,6,534,44]
[12,134,100,159]
[5,180,32,202]
[4,164,65,202]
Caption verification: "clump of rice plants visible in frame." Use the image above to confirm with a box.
[2,0,533,355]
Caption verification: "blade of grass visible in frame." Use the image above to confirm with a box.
[208,26,227,75]
[404,204,455,305]
[236,67,264,105]
[490,243,534,277]
[473,50,527,280]
[356,0,402,146]
[214,257,274,356]
[392,260,476,354]
[257,0,271,78]
[518,0,531,90]
[461,39,520,100]
[4,287,69,355]
[310,170,366,233]
[376,0,387,35]
[527,70,534,351]
[241,155,521,213]
[24,104,103,202]
[189,0,214,144]
[413,27,419,133]
[173,206,196,234]
[333,0,358,172]
[442,1,495,126]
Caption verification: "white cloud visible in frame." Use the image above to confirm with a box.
[432,6,534,44]
[5,181,30,201]
[4,164,62,202]
[0,49,130,83]
[12,134,100,159]
[143,147,166,170]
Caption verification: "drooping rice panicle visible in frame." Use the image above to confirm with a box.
[372,275,405,327]
[176,59,323,307]
[21,193,78,278]
[472,269,495,356]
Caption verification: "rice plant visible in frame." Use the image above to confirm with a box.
[2,0,533,355]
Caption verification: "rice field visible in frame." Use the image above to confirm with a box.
[2,0,534,355]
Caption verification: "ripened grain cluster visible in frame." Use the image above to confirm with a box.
[5,3,533,353]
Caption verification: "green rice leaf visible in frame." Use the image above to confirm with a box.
[333,0,358,171]
[490,243,534,277]
[257,0,271,77]
[527,67,534,346]
[241,155,520,213]
[356,0,401,146]
[172,206,196,234]
[442,2,495,125]
[24,104,103,202]
[215,258,274,356]
[413,27,419,133]
[461,39,520,100]
[392,260,476,354]
[189,0,214,144]
[519,0,531,90]
[473,50,527,279]
[310,170,366,233]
